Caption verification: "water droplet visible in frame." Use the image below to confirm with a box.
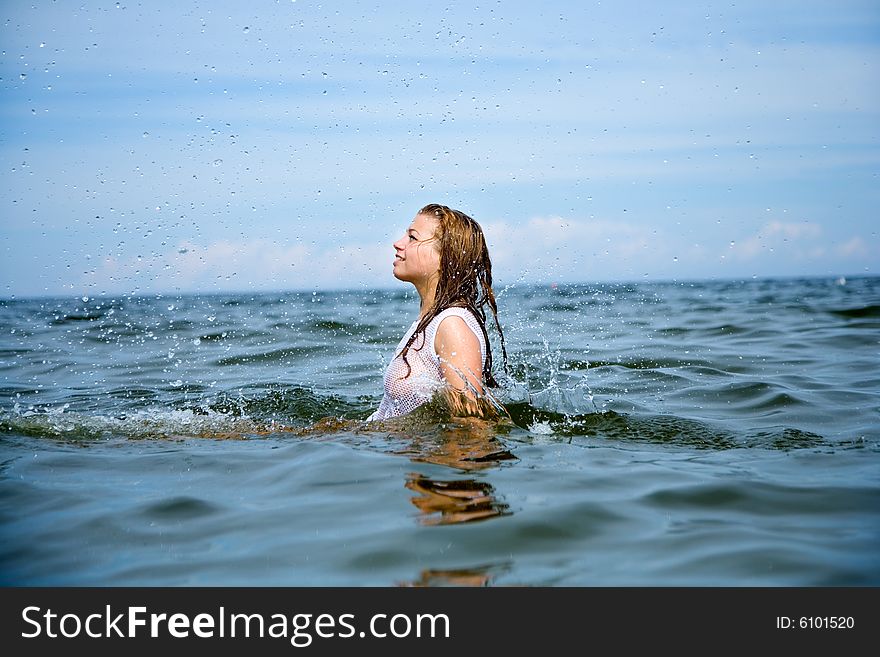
[19,73,27,80]
[242,26,250,33]
[212,159,223,167]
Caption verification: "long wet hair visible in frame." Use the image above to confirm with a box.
[399,203,508,387]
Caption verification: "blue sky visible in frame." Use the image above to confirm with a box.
[1,0,878,297]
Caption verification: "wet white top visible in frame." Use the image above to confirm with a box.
[368,307,486,421]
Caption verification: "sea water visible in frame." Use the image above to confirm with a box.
[1,276,878,585]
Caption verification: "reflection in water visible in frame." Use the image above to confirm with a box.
[292,411,518,584]
[398,563,512,587]
[396,414,517,585]
[399,415,516,526]
[406,473,510,525]
[400,415,518,472]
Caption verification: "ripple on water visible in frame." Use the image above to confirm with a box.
[138,495,223,520]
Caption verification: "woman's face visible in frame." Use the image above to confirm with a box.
[392,213,441,287]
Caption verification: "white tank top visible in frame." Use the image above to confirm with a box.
[368,307,487,421]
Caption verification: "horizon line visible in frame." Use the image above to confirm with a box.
[2,272,874,303]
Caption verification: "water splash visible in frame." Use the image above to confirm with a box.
[3,401,275,441]
[499,336,598,434]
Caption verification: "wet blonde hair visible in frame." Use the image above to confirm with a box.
[400,203,508,387]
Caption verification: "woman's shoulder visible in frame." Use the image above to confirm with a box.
[431,305,479,325]
[427,305,485,354]
[426,306,482,337]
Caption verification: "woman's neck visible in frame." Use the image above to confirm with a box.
[415,280,437,320]
[418,291,435,319]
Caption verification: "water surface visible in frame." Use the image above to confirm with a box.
[1,277,878,585]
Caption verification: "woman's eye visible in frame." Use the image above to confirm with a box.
[408,234,416,241]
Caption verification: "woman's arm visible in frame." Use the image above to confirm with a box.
[434,316,501,418]
[435,315,484,393]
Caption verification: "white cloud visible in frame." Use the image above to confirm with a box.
[729,220,824,260]
[47,212,880,296]
[835,236,871,258]
[74,215,681,294]
[80,237,391,294]
[483,216,672,282]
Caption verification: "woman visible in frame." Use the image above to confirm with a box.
[368,203,508,421]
